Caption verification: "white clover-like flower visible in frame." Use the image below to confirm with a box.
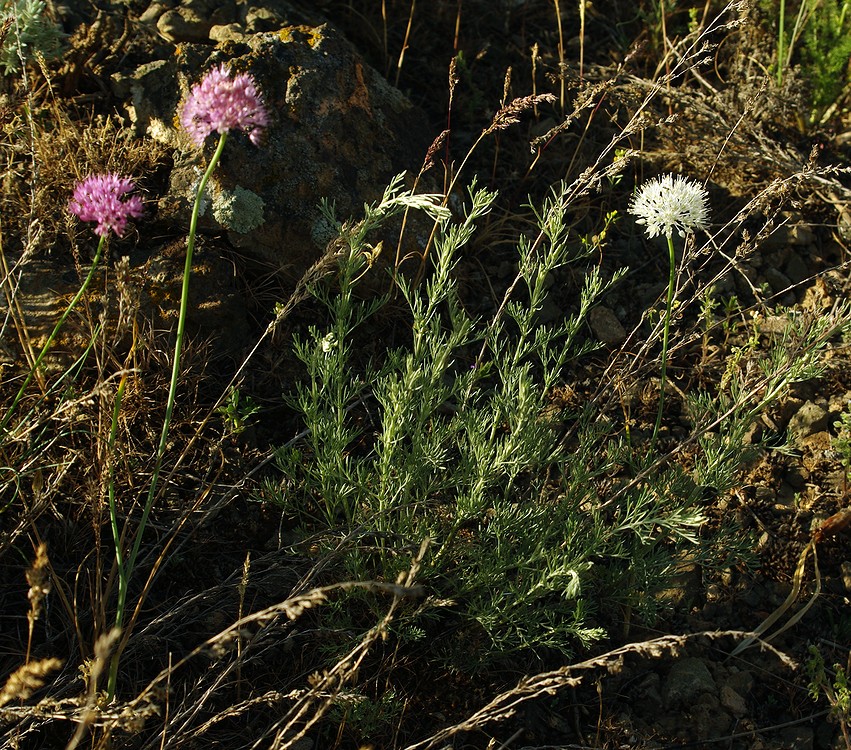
[629,174,710,239]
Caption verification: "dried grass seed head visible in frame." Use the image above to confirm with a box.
[629,173,710,239]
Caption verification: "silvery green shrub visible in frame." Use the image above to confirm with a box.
[1,0,64,75]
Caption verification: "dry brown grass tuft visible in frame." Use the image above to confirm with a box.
[2,99,165,260]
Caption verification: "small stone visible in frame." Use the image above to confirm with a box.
[783,466,809,490]
[784,252,810,284]
[734,262,759,295]
[801,277,836,311]
[691,698,732,740]
[761,213,816,248]
[209,23,246,42]
[787,223,816,246]
[588,306,626,346]
[719,685,747,716]
[662,658,716,708]
[538,297,563,325]
[139,0,174,24]
[801,430,833,453]
[788,401,828,442]
[725,668,754,696]
[638,673,663,707]
[245,6,285,32]
[157,9,212,42]
[763,267,793,294]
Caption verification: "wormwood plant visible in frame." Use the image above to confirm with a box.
[807,644,851,748]
[263,169,848,666]
[0,0,63,74]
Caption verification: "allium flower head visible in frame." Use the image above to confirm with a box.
[68,174,144,237]
[629,174,710,239]
[181,64,269,147]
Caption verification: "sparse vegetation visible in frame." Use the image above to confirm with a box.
[1,1,850,749]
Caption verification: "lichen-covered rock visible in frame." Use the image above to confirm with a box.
[140,0,322,43]
[113,22,431,280]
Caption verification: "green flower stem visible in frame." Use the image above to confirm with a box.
[651,232,677,449]
[0,233,107,437]
[107,131,228,699]
[777,0,786,86]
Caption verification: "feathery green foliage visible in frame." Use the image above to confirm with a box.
[0,0,63,75]
[262,174,847,667]
[799,0,851,123]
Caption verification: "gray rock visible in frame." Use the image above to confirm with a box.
[114,24,431,281]
[784,251,810,284]
[788,401,829,441]
[662,657,716,708]
[139,1,175,25]
[588,306,627,346]
[734,262,760,296]
[724,668,753,697]
[763,266,793,294]
[690,697,732,741]
[761,212,816,249]
[157,8,211,42]
[156,0,239,43]
[209,23,245,43]
[719,684,747,717]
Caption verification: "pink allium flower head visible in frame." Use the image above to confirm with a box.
[68,174,144,237]
[181,64,269,147]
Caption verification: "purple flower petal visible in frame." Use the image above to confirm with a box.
[68,174,144,237]
[181,64,269,147]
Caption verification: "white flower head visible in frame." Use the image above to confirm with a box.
[629,174,710,239]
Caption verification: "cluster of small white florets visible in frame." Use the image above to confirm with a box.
[629,173,710,239]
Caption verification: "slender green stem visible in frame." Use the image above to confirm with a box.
[0,234,107,437]
[777,0,786,86]
[106,368,130,617]
[651,232,677,449]
[107,132,229,698]
[104,365,132,701]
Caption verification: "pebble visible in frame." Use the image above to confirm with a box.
[719,684,747,717]
[588,305,627,346]
[763,266,793,294]
[784,251,810,284]
[788,401,828,442]
[157,9,211,42]
[662,658,716,708]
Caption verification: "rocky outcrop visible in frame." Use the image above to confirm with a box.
[112,19,431,280]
